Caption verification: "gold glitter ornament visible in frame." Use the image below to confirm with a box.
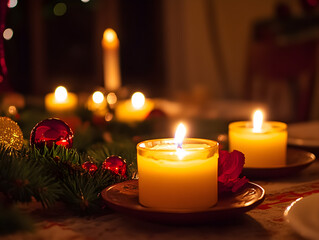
[0,117,23,150]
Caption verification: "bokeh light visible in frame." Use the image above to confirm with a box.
[106,92,117,105]
[92,91,104,104]
[105,113,113,122]
[53,3,67,16]
[8,106,17,115]
[3,28,13,40]
[7,0,18,8]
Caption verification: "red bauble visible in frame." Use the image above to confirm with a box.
[145,109,167,120]
[82,161,98,174]
[102,155,126,177]
[30,118,74,149]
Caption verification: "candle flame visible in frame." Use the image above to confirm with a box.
[253,110,263,133]
[175,123,186,148]
[55,86,68,102]
[103,28,117,43]
[131,92,145,109]
[92,91,104,104]
[175,123,186,160]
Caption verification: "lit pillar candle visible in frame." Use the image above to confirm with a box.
[229,110,287,168]
[115,92,154,122]
[137,123,219,210]
[45,86,78,113]
[102,28,121,92]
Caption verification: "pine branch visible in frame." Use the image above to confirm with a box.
[87,141,137,178]
[0,144,61,208]
[0,140,137,214]
[60,169,116,213]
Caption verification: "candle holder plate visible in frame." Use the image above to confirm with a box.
[242,148,316,179]
[101,179,265,224]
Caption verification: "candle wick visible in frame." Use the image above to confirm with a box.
[177,144,182,149]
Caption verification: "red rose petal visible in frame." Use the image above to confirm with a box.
[218,150,248,193]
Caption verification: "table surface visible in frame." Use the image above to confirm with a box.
[3,154,319,240]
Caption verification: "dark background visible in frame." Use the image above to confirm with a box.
[4,0,164,95]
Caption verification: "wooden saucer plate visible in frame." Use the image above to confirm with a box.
[101,179,265,224]
[242,148,316,179]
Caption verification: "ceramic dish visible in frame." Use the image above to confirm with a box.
[101,179,265,224]
[284,193,319,240]
[242,148,316,179]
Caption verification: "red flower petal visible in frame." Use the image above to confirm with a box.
[218,150,248,193]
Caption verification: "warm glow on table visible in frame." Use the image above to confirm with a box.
[137,123,219,210]
[115,92,154,122]
[229,110,287,168]
[45,86,78,113]
[102,28,121,91]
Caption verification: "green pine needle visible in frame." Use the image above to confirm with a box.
[0,144,61,208]
[87,141,137,177]
[0,140,137,214]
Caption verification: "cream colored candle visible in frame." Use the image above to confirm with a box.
[229,110,287,168]
[115,92,154,122]
[137,124,219,210]
[45,86,78,113]
[102,28,121,91]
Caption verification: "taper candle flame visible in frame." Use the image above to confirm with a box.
[253,110,263,133]
[103,28,118,46]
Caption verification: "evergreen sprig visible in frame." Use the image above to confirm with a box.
[87,141,137,178]
[0,144,60,207]
[0,141,136,213]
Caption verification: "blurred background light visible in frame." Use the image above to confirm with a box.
[53,3,67,16]
[7,0,18,8]
[92,91,104,104]
[3,28,13,40]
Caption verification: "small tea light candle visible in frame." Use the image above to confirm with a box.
[102,28,121,92]
[87,91,107,116]
[229,110,287,168]
[137,123,219,210]
[45,86,78,113]
[115,92,154,122]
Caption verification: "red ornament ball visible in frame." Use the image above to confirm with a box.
[145,109,167,120]
[30,118,74,149]
[82,161,98,174]
[102,155,127,177]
